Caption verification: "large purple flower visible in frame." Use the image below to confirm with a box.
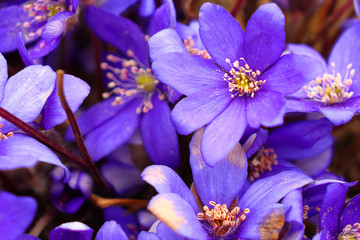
[286,23,360,125]
[141,129,313,240]
[0,0,79,58]
[150,2,321,165]
[66,5,179,167]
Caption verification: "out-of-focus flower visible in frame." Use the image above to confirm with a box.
[0,0,79,59]
[287,24,360,125]
[0,191,37,240]
[66,4,180,168]
[150,2,322,166]
[50,167,93,214]
[245,118,334,181]
[142,129,313,240]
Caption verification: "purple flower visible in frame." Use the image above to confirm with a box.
[0,0,79,59]
[0,191,37,240]
[245,118,334,181]
[306,182,360,239]
[286,23,360,125]
[150,2,321,165]
[66,5,180,167]
[50,167,93,214]
[0,53,70,180]
[141,129,313,240]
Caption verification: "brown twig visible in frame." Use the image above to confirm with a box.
[56,70,110,189]
[91,194,149,211]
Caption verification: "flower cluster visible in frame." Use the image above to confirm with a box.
[0,0,360,240]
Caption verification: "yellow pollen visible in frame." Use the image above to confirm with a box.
[338,223,360,240]
[223,58,265,98]
[248,148,278,182]
[304,62,355,104]
[197,201,250,237]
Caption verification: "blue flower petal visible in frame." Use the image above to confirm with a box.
[287,44,327,72]
[318,183,348,239]
[148,4,171,37]
[281,189,304,240]
[155,222,185,240]
[95,221,128,240]
[238,171,312,211]
[244,3,285,73]
[148,193,208,240]
[98,0,138,15]
[246,90,286,128]
[43,74,90,129]
[142,165,198,213]
[19,235,41,240]
[328,24,360,97]
[201,98,247,166]
[294,148,333,177]
[49,222,93,240]
[152,52,222,96]
[0,133,71,182]
[0,53,7,102]
[85,99,142,161]
[199,2,245,71]
[261,54,324,95]
[139,0,155,17]
[16,32,35,67]
[138,231,161,240]
[65,96,126,140]
[237,203,289,240]
[190,128,248,207]
[0,191,37,240]
[149,29,187,62]
[0,65,55,133]
[171,88,231,135]
[140,93,179,167]
[339,193,360,230]
[86,6,148,66]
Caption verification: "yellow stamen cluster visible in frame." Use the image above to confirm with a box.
[0,119,13,140]
[101,51,164,114]
[304,63,355,104]
[197,201,250,237]
[223,58,265,98]
[338,223,360,240]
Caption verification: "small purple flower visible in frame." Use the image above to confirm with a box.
[142,129,313,239]
[245,118,334,181]
[66,5,180,167]
[306,182,360,240]
[150,2,321,165]
[0,0,79,59]
[286,23,360,125]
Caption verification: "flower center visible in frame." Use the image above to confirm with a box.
[22,0,69,40]
[248,148,278,182]
[197,201,250,237]
[0,119,13,140]
[338,223,360,240]
[101,51,164,114]
[223,58,265,98]
[183,37,210,60]
[303,62,355,105]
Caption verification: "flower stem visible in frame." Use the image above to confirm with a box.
[0,107,87,169]
[91,194,149,210]
[56,70,110,189]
